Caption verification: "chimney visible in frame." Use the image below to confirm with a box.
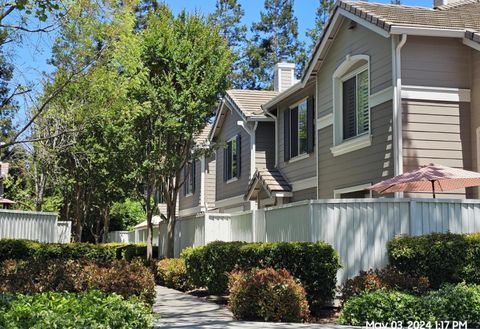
[433,0,462,7]
[273,61,297,92]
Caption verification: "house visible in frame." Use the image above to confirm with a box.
[208,89,281,212]
[177,124,216,218]
[177,0,480,216]
[257,0,480,202]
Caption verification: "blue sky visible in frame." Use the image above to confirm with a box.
[11,0,432,123]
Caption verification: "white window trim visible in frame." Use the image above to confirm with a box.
[334,183,372,198]
[288,153,310,163]
[332,55,372,157]
[288,97,309,160]
[226,177,238,184]
[184,192,193,197]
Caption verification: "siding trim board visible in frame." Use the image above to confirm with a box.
[215,195,245,208]
[317,113,333,130]
[402,85,471,102]
[291,178,317,191]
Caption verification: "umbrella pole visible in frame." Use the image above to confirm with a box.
[431,180,436,199]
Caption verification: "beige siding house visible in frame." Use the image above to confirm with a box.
[176,0,480,219]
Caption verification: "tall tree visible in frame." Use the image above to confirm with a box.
[130,6,231,259]
[306,0,334,52]
[209,0,247,88]
[245,0,306,89]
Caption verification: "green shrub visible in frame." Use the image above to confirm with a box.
[122,243,158,261]
[0,239,127,263]
[181,246,204,288]
[0,290,153,328]
[156,258,193,291]
[182,241,341,312]
[228,268,310,322]
[388,233,478,287]
[341,267,430,303]
[0,259,156,304]
[339,283,480,326]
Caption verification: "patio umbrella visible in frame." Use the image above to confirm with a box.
[368,164,480,198]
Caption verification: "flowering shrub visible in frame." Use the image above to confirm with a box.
[228,268,310,322]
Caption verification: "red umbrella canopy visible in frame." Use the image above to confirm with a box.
[369,164,480,195]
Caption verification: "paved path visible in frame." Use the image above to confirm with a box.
[153,286,357,329]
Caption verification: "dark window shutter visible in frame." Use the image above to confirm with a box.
[192,159,196,193]
[307,96,315,153]
[343,76,357,140]
[236,134,241,178]
[290,107,299,158]
[183,165,187,195]
[223,148,227,181]
[283,110,290,162]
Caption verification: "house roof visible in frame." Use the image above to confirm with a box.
[194,123,212,148]
[0,163,9,179]
[211,89,278,139]
[226,90,279,119]
[339,0,480,40]
[134,215,163,230]
[245,169,292,201]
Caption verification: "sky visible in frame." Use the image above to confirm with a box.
[10,0,433,124]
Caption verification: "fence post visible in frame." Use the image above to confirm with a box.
[309,201,315,243]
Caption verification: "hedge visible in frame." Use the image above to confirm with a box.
[0,239,157,263]
[182,241,341,313]
[0,290,153,328]
[339,283,480,326]
[1,259,156,304]
[388,232,480,287]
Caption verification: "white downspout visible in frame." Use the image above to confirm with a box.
[200,155,206,212]
[393,34,407,198]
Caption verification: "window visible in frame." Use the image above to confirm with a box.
[331,55,371,157]
[342,68,369,140]
[224,135,241,181]
[184,160,195,196]
[154,184,165,204]
[283,97,315,161]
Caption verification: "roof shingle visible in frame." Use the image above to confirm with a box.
[226,90,278,119]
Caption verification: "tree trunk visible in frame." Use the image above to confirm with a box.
[146,208,154,261]
[102,207,110,242]
[166,192,177,258]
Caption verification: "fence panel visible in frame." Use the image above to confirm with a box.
[205,213,231,244]
[108,230,129,243]
[231,211,253,242]
[0,210,58,243]
[309,199,410,282]
[56,221,72,243]
[264,201,311,242]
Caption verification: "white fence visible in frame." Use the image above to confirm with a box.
[109,198,480,282]
[0,209,70,243]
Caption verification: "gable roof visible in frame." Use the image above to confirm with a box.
[210,89,278,139]
[340,0,480,38]
[194,123,212,148]
[245,169,292,201]
[299,0,480,90]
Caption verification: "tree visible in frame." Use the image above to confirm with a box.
[306,0,334,52]
[245,0,306,89]
[209,0,247,88]
[130,6,231,259]
[27,0,140,242]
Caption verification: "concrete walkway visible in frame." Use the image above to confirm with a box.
[153,286,357,329]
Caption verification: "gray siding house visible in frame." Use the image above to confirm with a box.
[176,0,480,219]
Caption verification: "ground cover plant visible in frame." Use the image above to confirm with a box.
[0,290,153,328]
